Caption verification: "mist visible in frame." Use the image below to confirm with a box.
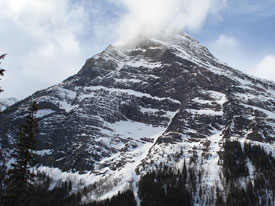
[109,0,228,45]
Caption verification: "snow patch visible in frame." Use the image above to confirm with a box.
[84,85,181,104]
[34,149,52,156]
[202,129,223,187]
[36,109,54,118]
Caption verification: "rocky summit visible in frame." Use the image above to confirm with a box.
[1,32,275,205]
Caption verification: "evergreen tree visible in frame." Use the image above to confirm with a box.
[2,101,38,206]
[222,140,248,181]
[0,54,7,94]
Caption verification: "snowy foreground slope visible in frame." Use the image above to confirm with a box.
[1,32,275,204]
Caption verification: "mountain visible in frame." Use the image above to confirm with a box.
[0,97,17,111]
[1,32,275,205]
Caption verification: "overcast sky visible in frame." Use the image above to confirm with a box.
[1,0,275,100]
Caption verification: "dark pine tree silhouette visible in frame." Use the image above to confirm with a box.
[0,54,7,94]
[0,54,7,204]
[3,101,38,206]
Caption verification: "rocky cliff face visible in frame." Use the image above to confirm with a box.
[1,32,275,203]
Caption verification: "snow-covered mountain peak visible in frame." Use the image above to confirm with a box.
[1,31,275,204]
[87,31,222,78]
[110,32,211,56]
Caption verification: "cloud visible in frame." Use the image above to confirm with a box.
[0,0,90,99]
[109,0,228,45]
[212,34,238,49]
[253,55,275,80]
[207,34,243,67]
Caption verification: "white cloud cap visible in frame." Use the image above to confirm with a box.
[111,0,228,45]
